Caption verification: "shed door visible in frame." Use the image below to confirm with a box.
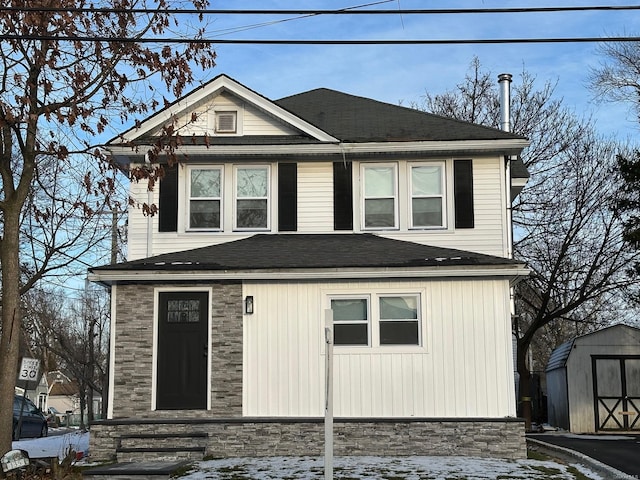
[593,356,640,431]
[156,291,209,410]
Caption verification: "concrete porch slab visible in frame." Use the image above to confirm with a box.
[83,460,190,480]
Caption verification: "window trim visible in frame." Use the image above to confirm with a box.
[326,290,425,351]
[360,163,399,231]
[329,294,371,347]
[409,161,447,230]
[211,107,243,136]
[214,110,237,134]
[233,164,271,231]
[186,165,224,231]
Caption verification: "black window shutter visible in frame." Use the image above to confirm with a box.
[454,159,474,229]
[278,163,297,231]
[158,164,178,232]
[333,161,353,230]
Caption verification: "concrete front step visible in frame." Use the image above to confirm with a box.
[83,460,191,480]
[116,447,206,462]
[116,432,208,462]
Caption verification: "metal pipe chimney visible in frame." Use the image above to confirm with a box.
[498,73,512,132]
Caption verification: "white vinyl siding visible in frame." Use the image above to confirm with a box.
[126,156,508,260]
[243,279,515,418]
[297,162,333,232]
[174,91,298,137]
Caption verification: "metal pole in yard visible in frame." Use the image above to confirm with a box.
[324,309,334,480]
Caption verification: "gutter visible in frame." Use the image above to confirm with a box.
[88,264,530,286]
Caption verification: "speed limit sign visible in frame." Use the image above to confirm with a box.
[18,357,40,382]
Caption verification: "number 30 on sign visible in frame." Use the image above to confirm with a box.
[18,358,40,381]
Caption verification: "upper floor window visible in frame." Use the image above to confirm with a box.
[362,164,398,229]
[410,163,446,228]
[235,166,270,230]
[329,293,421,347]
[188,167,222,230]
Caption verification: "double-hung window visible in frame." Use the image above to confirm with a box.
[188,167,222,230]
[362,164,398,229]
[235,166,270,230]
[331,297,370,346]
[379,295,420,345]
[329,293,421,347]
[410,163,445,228]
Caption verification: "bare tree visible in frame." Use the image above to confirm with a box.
[0,0,216,455]
[421,58,639,429]
[590,40,640,113]
[22,284,110,429]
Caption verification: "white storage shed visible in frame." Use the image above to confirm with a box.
[546,324,640,433]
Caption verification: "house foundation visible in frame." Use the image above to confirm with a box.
[89,417,526,462]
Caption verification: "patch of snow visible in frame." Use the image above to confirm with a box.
[178,455,605,480]
[12,430,89,461]
[10,433,608,479]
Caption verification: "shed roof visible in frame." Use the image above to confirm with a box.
[545,324,640,372]
[545,339,575,372]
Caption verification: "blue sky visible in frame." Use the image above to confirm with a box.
[185,0,640,139]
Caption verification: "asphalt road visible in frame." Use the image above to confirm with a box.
[529,433,640,477]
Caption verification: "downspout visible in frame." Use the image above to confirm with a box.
[145,153,154,257]
[498,73,513,259]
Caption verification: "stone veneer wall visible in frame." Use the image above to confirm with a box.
[103,281,525,461]
[112,282,243,418]
[90,417,526,461]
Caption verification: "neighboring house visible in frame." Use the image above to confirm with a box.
[46,371,80,417]
[16,373,49,411]
[88,74,530,462]
[546,324,640,433]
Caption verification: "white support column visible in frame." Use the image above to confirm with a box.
[324,309,334,480]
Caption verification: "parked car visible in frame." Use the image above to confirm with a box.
[46,406,67,427]
[13,395,47,440]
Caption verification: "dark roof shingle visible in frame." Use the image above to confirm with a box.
[92,234,522,272]
[276,88,526,143]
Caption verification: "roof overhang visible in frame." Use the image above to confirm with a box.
[109,74,338,147]
[107,138,530,166]
[88,264,529,286]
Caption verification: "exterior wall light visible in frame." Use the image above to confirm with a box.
[245,296,254,314]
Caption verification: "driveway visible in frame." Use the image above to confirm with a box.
[528,432,640,477]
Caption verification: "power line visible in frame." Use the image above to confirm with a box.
[1,5,640,14]
[1,35,640,45]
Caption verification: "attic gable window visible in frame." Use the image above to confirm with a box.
[215,111,237,134]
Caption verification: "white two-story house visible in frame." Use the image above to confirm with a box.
[88,74,530,462]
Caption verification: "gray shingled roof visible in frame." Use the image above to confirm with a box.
[276,88,526,143]
[91,234,522,272]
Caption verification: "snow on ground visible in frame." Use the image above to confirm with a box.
[11,429,89,461]
[178,456,604,480]
[11,432,606,479]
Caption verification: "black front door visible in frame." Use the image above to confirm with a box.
[593,356,640,431]
[157,291,209,410]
